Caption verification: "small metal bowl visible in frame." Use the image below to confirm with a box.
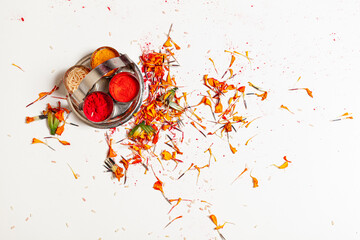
[65,52,144,128]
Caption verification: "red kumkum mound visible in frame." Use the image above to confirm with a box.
[83,92,113,122]
[109,72,139,102]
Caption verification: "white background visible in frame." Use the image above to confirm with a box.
[1,0,360,239]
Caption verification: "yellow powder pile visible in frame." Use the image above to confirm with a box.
[90,46,120,77]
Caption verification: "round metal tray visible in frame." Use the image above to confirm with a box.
[66,53,144,128]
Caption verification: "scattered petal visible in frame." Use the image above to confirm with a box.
[67,163,78,179]
[12,63,24,72]
[280,105,294,114]
[231,166,248,184]
[229,143,237,154]
[273,161,289,169]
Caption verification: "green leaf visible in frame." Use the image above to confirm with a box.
[141,124,155,134]
[129,124,142,137]
[129,121,155,137]
[168,101,183,111]
[48,112,59,135]
[162,87,178,102]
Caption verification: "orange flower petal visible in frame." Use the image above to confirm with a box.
[283,156,292,163]
[170,38,181,50]
[231,166,248,184]
[209,58,218,74]
[67,163,78,179]
[55,110,65,121]
[108,146,117,158]
[161,150,173,160]
[55,124,65,136]
[273,161,289,169]
[280,105,294,114]
[58,139,70,145]
[25,117,35,124]
[250,174,259,188]
[32,138,44,144]
[153,180,164,193]
[215,101,223,113]
[209,214,218,226]
[163,37,172,47]
[114,166,124,181]
[245,135,256,146]
[229,55,236,68]
[304,88,313,98]
[256,91,268,101]
[229,143,237,154]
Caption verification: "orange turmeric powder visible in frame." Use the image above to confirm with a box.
[90,46,120,76]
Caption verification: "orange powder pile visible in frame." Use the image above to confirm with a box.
[91,46,120,76]
[109,72,139,102]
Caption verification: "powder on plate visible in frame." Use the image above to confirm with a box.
[109,72,139,102]
[83,92,113,122]
[64,65,90,93]
[90,46,120,77]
